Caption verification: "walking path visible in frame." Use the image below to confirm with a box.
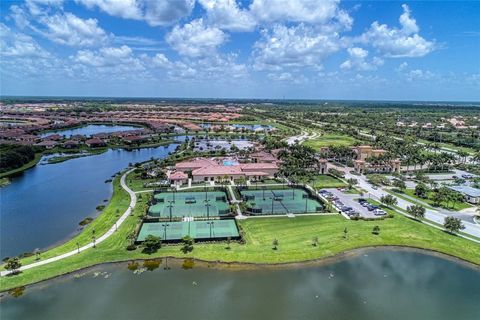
[1,169,137,277]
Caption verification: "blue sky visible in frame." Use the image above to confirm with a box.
[1,0,479,101]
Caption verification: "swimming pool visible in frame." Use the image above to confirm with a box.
[223,159,238,166]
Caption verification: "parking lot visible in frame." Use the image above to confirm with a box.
[319,188,386,219]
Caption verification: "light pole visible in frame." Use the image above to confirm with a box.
[205,199,211,219]
[305,194,308,213]
[162,223,170,241]
[271,197,274,214]
[207,221,214,238]
[167,200,175,222]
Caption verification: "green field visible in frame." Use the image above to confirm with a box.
[303,133,358,149]
[299,175,348,189]
[2,193,480,291]
[402,188,472,211]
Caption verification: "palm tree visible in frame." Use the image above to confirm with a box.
[272,239,279,250]
[407,204,425,220]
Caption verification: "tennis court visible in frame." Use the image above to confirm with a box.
[136,220,240,242]
[148,190,230,218]
[239,187,324,215]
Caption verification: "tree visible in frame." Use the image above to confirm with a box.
[312,236,319,247]
[372,225,380,235]
[380,194,397,207]
[392,179,406,192]
[142,235,161,254]
[181,236,194,253]
[346,178,358,190]
[432,188,446,206]
[226,237,231,250]
[407,204,425,220]
[272,238,279,250]
[443,217,465,234]
[5,258,22,275]
[414,183,429,199]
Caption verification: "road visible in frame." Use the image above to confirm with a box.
[285,131,319,145]
[1,169,137,277]
[343,171,480,239]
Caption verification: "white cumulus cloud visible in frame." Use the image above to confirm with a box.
[340,47,383,71]
[76,0,195,26]
[199,0,256,32]
[359,4,435,57]
[166,19,226,57]
[38,12,109,46]
[253,23,342,70]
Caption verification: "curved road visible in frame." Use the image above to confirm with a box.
[343,171,480,240]
[1,168,137,276]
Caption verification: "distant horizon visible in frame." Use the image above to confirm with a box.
[1,95,479,105]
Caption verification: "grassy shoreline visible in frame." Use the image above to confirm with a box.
[3,245,480,295]
[0,153,43,179]
[1,193,480,291]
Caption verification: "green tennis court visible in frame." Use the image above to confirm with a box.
[148,190,230,218]
[136,220,240,242]
[240,188,324,215]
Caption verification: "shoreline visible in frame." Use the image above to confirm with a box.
[2,245,479,296]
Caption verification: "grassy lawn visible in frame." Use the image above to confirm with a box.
[402,188,472,211]
[388,189,435,210]
[2,197,480,291]
[418,139,476,155]
[303,133,358,149]
[125,171,158,192]
[299,175,348,189]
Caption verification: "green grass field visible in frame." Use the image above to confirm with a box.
[2,194,480,291]
[402,188,472,211]
[299,175,348,189]
[303,133,358,149]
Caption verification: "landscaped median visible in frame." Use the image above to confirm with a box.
[2,197,480,291]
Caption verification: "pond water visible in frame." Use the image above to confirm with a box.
[194,139,253,152]
[200,123,273,131]
[0,136,187,258]
[1,250,479,320]
[39,124,141,138]
[0,121,28,127]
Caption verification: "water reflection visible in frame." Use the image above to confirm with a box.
[1,250,479,320]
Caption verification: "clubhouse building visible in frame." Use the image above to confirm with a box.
[167,157,279,186]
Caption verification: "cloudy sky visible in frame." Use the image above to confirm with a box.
[1,0,479,101]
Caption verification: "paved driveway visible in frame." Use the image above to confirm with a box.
[324,188,381,219]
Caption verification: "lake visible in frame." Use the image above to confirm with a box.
[199,123,273,131]
[0,137,186,258]
[1,249,479,320]
[39,124,141,138]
